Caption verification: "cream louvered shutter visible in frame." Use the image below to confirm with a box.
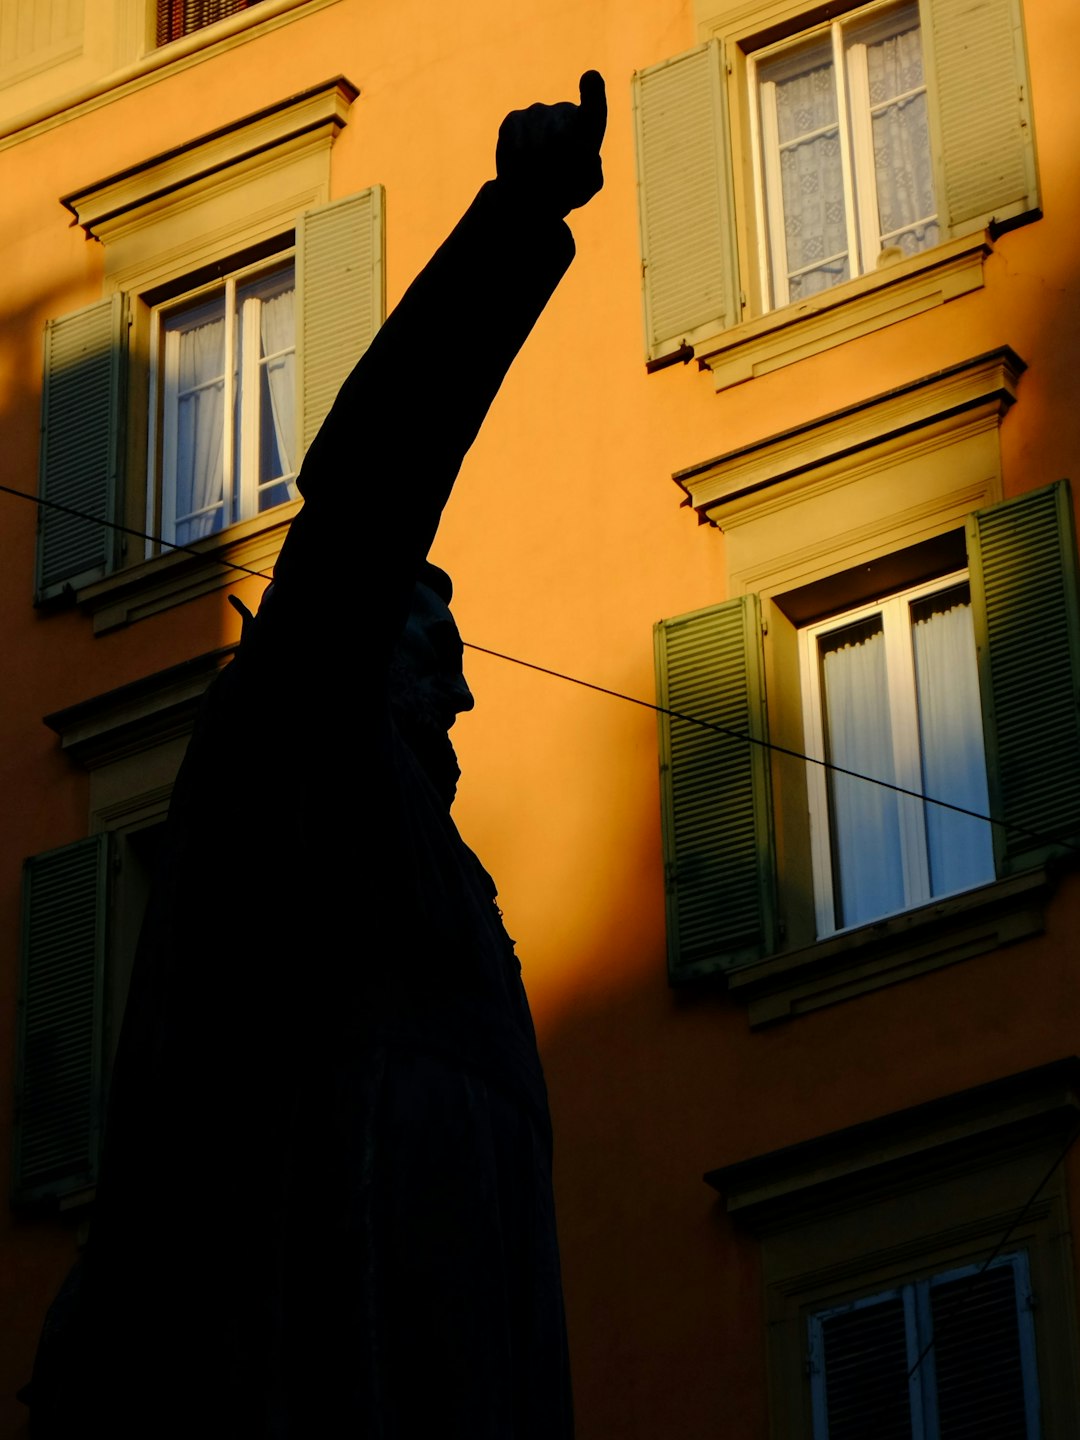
[295,187,385,459]
[633,42,740,363]
[922,0,1038,235]
[14,837,108,1206]
[968,480,1080,873]
[36,296,126,603]
[654,595,776,980]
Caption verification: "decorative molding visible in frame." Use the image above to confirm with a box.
[44,645,235,768]
[677,346,1024,516]
[693,237,990,392]
[62,75,357,240]
[706,1055,1080,1228]
[79,503,294,633]
[0,0,342,152]
[726,868,1052,1027]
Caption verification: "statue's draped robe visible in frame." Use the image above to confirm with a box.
[41,182,576,1438]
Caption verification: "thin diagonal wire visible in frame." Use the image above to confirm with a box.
[463,640,1080,856]
[5,480,1079,855]
[1,481,274,581]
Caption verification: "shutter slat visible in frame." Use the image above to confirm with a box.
[36,296,124,601]
[296,188,384,458]
[925,0,1038,232]
[633,42,740,361]
[655,596,775,979]
[969,481,1080,868]
[14,836,107,1204]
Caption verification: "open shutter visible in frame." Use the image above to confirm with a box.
[968,480,1080,872]
[654,594,775,982]
[930,1256,1039,1438]
[36,295,125,603]
[295,186,385,459]
[633,41,740,364]
[13,836,108,1207]
[810,1292,914,1439]
[922,0,1038,236]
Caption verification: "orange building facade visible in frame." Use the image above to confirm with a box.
[2,0,1080,1435]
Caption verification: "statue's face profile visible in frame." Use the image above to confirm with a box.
[393,582,475,734]
[389,582,474,805]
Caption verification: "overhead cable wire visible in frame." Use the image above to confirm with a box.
[0,481,275,581]
[4,480,1080,856]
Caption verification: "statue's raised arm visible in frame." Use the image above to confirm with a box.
[271,71,607,659]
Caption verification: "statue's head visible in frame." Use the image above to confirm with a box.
[389,562,473,805]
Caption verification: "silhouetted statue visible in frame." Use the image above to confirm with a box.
[27,72,606,1438]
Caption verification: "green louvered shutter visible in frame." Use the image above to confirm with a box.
[968,480,1080,872]
[922,0,1038,236]
[296,186,385,458]
[13,836,108,1207]
[633,42,740,364]
[655,595,776,982]
[36,295,125,603]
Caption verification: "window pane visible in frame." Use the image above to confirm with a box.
[865,18,939,256]
[170,303,226,544]
[236,265,296,515]
[817,1296,914,1440]
[764,46,851,300]
[910,587,995,897]
[821,617,906,928]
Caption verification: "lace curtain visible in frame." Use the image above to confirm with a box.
[174,313,226,545]
[867,25,939,255]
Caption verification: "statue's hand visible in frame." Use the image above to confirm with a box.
[496,70,606,217]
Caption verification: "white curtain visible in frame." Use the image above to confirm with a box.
[912,599,995,895]
[771,58,850,298]
[175,314,226,543]
[258,285,296,502]
[866,24,939,255]
[822,626,906,928]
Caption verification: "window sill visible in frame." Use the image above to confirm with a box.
[727,868,1053,1028]
[693,235,992,394]
[78,502,298,634]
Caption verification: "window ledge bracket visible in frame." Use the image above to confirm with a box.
[693,235,992,394]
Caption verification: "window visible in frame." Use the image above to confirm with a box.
[632,0,1039,361]
[808,1254,1040,1438]
[152,255,297,548]
[800,574,993,934]
[654,480,1080,987]
[155,0,266,47]
[751,2,938,309]
[35,177,383,608]
[709,1062,1080,1437]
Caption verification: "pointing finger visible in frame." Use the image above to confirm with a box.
[578,70,607,147]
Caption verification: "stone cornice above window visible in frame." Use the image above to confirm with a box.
[44,646,236,768]
[677,346,1025,519]
[706,1055,1080,1231]
[62,75,357,242]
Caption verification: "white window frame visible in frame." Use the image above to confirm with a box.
[748,0,936,311]
[147,248,296,553]
[807,1252,1041,1439]
[799,569,992,936]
